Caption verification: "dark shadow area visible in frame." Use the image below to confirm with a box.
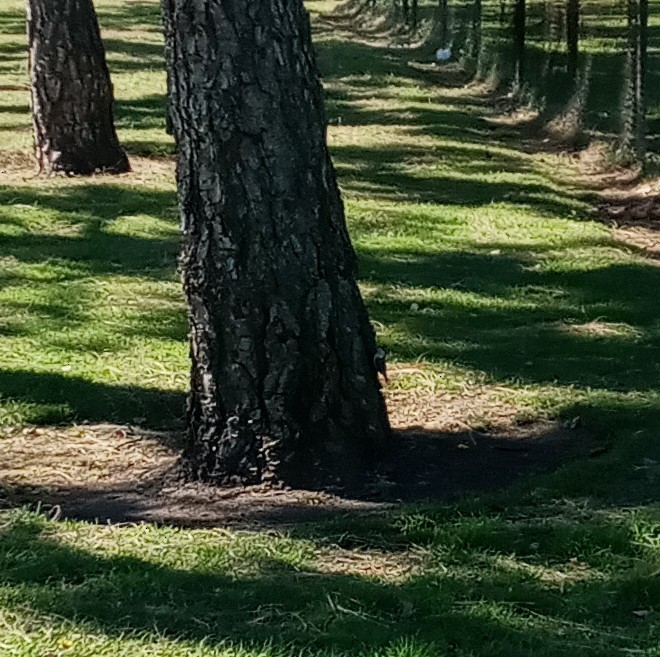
[0,370,184,428]
[103,38,166,73]
[0,103,28,114]
[0,184,179,277]
[334,143,595,215]
[0,420,600,528]
[115,93,169,132]
[0,9,25,35]
[96,1,163,32]
[596,193,660,232]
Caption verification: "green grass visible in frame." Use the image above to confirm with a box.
[1,0,660,655]
[0,502,659,656]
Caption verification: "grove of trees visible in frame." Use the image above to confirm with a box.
[354,0,652,160]
[24,0,653,486]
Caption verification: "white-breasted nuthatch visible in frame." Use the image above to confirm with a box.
[374,347,389,384]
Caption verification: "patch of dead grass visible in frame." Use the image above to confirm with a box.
[314,546,428,582]
[556,321,643,340]
[0,423,178,490]
[386,387,524,433]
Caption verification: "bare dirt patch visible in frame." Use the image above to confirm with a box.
[573,144,660,258]
[0,408,600,528]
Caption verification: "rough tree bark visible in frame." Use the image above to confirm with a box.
[161,0,391,486]
[27,0,129,175]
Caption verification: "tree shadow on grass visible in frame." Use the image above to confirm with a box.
[0,370,183,428]
[115,93,169,132]
[0,184,658,423]
[96,1,163,33]
[0,510,656,656]
[334,144,594,214]
[103,39,166,73]
[0,10,25,36]
[362,248,660,394]
[0,412,604,527]
[0,184,179,278]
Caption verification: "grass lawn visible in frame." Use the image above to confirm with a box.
[1,0,660,655]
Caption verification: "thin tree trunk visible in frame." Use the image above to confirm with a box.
[636,0,648,159]
[438,0,449,47]
[27,0,129,175]
[411,0,419,30]
[513,0,526,87]
[402,0,410,24]
[622,0,647,160]
[161,0,391,487]
[472,0,483,69]
[566,0,579,79]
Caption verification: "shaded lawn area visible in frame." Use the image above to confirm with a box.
[0,501,659,657]
[0,0,660,656]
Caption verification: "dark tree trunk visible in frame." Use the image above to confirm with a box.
[636,0,648,158]
[566,0,579,79]
[161,0,391,487]
[471,0,483,68]
[513,0,526,87]
[411,0,419,30]
[402,0,410,24]
[27,0,129,175]
[438,0,449,47]
[622,0,648,160]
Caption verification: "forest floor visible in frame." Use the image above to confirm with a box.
[1,0,660,655]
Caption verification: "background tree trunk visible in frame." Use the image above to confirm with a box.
[471,0,483,69]
[513,0,526,88]
[438,0,450,47]
[27,0,129,175]
[161,0,391,487]
[566,0,579,79]
[636,0,648,159]
[402,0,411,24]
[622,0,648,160]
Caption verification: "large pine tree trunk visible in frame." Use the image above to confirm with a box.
[161,0,391,487]
[27,0,129,175]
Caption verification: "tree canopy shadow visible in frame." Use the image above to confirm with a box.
[0,370,183,428]
[0,510,656,656]
[362,248,660,394]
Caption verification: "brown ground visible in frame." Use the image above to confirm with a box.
[0,412,601,528]
[574,145,660,259]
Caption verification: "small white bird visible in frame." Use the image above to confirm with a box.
[435,46,452,62]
